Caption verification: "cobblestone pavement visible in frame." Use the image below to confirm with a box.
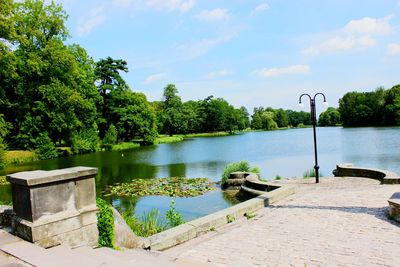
[165,177,400,267]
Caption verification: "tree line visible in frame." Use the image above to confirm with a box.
[5,1,399,166]
[0,0,313,165]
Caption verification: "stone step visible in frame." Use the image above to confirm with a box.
[0,239,71,267]
[96,247,179,267]
[48,245,104,267]
[72,246,133,267]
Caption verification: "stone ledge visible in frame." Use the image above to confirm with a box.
[6,166,97,186]
[146,184,296,251]
[333,164,400,184]
[388,192,400,223]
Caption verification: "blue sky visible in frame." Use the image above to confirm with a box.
[56,0,400,111]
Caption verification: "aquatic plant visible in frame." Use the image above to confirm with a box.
[166,198,185,228]
[104,177,215,198]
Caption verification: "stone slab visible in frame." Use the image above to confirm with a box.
[6,167,97,186]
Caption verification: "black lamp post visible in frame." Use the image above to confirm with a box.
[298,93,328,183]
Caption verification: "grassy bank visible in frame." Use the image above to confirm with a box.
[1,131,237,168]
[5,150,37,166]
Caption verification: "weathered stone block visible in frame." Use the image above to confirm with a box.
[6,167,99,248]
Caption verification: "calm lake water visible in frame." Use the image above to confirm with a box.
[1,127,400,220]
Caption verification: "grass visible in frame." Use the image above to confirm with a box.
[221,161,260,185]
[155,135,184,144]
[5,150,37,165]
[123,209,166,237]
[303,168,323,179]
[111,142,140,151]
[226,214,235,223]
[182,132,231,138]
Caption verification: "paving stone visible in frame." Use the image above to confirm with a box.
[165,177,400,267]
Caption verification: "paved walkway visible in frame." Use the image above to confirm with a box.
[165,177,400,266]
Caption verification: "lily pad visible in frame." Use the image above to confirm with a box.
[103,177,215,198]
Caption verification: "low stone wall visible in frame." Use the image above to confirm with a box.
[146,184,296,251]
[333,164,400,184]
[240,173,281,197]
[388,192,400,223]
[6,167,99,248]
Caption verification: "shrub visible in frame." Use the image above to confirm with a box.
[71,128,100,154]
[221,161,260,185]
[35,133,58,160]
[97,198,115,248]
[103,124,118,150]
[275,175,282,180]
[166,199,185,228]
[0,138,7,169]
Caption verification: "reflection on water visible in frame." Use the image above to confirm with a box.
[1,127,400,220]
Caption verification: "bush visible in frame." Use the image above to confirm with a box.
[165,199,184,228]
[71,128,100,154]
[221,161,260,185]
[35,133,58,160]
[0,138,6,169]
[97,198,115,248]
[102,124,118,150]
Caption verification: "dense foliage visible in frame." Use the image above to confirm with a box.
[251,107,311,130]
[155,85,250,135]
[338,85,400,127]
[96,198,115,248]
[318,107,341,126]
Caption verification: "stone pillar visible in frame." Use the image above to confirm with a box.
[6,166,99,248]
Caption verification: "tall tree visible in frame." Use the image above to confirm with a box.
[94,57,128,137]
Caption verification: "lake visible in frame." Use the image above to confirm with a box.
[1,127,400,221]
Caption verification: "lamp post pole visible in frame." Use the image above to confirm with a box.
[299,93,327,184]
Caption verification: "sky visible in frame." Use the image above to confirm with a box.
[55,0,400,111]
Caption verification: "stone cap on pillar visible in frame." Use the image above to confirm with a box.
[6,166,98,186]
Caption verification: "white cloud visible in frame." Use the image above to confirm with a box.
[174,35,233,59]
[253,65,310,78]
[204,69,232,79]
[77,5,106,36]
[387,43,400,56]
[344,16,393,35]
[143,73,167,84]
[250,3,269,16]
[195,8,230,22]
[303,16,393,55]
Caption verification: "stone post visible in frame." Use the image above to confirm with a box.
[6,166,99,248]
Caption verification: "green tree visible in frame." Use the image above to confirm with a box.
[318,107,341,126]
[103,124,118,148]
[274,108,288,128]
[108,89,158,143]
[35,132,58,160]
[1,0,100,148]
[160,84,184,136]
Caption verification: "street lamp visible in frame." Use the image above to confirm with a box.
[298,93,328,183]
